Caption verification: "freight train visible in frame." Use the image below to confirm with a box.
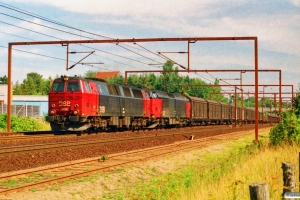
[46,75,279,131]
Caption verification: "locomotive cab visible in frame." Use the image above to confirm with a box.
[46,75,98,130]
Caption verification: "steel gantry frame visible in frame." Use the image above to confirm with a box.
[7,36,264,140]
[209,84,294,110]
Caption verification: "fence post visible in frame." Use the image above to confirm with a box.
[249,182,269,200]
[25,102,27,117]
[282,162,296,197]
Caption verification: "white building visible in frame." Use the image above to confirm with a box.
[0,84,8,104]
[0,84,48,117]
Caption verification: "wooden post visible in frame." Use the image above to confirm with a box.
[249,182,270,200]
[282,162,296,197]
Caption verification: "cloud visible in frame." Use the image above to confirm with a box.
[8,0,228,17]
[4,0,299,56]
[289,0,300,7]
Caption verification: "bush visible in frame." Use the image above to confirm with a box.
[0,114,45,132]
[269,111,300,145]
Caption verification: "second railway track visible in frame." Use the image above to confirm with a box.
[0,124,265,155]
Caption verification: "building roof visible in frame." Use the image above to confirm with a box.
[96,71,120,79]
[13,95,48,102]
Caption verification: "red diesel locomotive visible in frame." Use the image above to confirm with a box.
[46,75,277,131]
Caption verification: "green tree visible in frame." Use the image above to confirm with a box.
[44,76,53,94]
[0,75,8,84]
[244,96,255,107]
[161,60,181,93]
[293,91,300,116]
[107,74,124,85]
[84,70,97,78]
[13,72,50,95]
[208,78,227,102]
[102,60,230,101]
[183,78,208,98]
[13,81,22,94]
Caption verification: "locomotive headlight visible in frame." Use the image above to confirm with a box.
[51,104,55,108]
[50,110,56,115]
[63,76,69,81]
[73,110,78,115]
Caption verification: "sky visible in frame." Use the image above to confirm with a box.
[0,0,299,99]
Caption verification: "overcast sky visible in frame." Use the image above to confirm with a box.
[0,0,299,97]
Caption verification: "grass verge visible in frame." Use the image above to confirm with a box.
[104,129,299,200]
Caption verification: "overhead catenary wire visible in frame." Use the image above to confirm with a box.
[195,73,215,84]
[116,43,163,65]
[0,12,162,70]
[134,43,169,61]
[0,2,161,54]
[0,45,107,70]
[0,10,164,68]
[0,20,148,70]
[0,31,149,71]
[0,20,62,40]
[0,2,114,39]
[0,2,213,82]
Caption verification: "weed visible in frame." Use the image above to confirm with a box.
[69,192,76,196]
[151,167,157,172]
[228,180,244,200]
[1,179,19,188]
[114,168,124,173]
[99,155,109,162]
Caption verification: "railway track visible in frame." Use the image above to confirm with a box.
[0,124,263,154]
[0,126,269,196]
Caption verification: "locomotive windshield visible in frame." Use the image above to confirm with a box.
[67,81,80,92]
[52,81,64,92]
[147,91,157,98]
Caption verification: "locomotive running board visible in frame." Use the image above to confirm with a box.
[147,122,159,129]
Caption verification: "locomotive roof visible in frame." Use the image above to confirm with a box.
[85,77,107,82]
[54,75,107,83]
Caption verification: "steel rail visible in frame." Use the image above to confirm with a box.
[0,125,239,155]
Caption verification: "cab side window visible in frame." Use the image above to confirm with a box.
[107,84,118,95]
[132,89,143,99]
[84,82,92,93]
[122,87,132,97]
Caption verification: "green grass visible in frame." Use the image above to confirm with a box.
[100,129,274,200]
[0,114,51,132]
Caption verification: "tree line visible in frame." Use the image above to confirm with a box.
[103,61,228,102]
[13,73,53,95]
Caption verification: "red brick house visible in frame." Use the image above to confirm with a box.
[96,71,120,80]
